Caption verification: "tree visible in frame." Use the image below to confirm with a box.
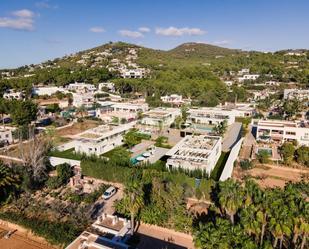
[56,163,73,184]
[295,146,309,167]
[257,150,270,164]
[218,179,244,224]
[122,178,144,235]
[280,142,296,166]
[10,100,37,126]
[19,126,51,183]
[0,163,20,202]
[213,120,228,136]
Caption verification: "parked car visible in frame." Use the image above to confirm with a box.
[102,186,117,200]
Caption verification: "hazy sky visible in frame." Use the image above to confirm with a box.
[1,0,308,68]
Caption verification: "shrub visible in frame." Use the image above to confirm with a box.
[240,160,253,170]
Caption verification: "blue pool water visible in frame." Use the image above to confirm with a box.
[130,153,144,165]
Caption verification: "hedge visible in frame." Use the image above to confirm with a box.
[0,211,82,246]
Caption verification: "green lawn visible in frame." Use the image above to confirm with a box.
[48,148,84,161]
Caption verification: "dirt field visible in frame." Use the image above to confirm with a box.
[0,226,56,249]
[56,120,101,137]
[233,163,308,188]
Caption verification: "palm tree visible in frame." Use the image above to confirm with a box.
[299,217,309,249]
[218,179,244,224]
[241,205,261,243]
[123,180,144,235]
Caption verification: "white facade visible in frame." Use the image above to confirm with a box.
[0,127,14,144]
[3,90,24,100]
[166,135,222,174]
[161,94,183,105]
[187,107,236,126]
[32,86,65,96]
[112,102,149,113]
[238,68,250,75]
[283,89,309,101]
[67,82,96,92]
[255,119,309,146]
[238,74,260,82]
[120,68,146,78]
[141,108,180,127]
[72,123,135,156]
[98,82,115,92]
[72,92,94,108]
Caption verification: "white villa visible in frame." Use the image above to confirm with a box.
[255,119,309,146]
[32,86,65,96]
[98,82,115,92]
[3,90,24,100]
[72,92,95,108]
[68,123,135,156]
[141,108,180,127]
[238,68,250,75]
[66,214,131,249]
[187,107,236,126]
[238,74,260,82]
[161,94,184,106]
[112,102,149,113]
[166,135,222,174]
[0,127,14,144]
[67,82,96,92]
[283,88,309,101]
[120,68,146,79]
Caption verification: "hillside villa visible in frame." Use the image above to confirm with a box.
[165,135,222,175]
[255,119,309,146]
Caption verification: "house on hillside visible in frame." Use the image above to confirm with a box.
[165,135,222,175]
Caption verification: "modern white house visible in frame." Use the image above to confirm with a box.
[238,74,260,82]
[283,88,309,101]
[161,94,184,106]
[219,103,255,117]
[98,82,115,92]
[67,82,96,92]
[32,86,65,96]
[255,119,309,146]
[3,90,24,100]
[0,127,14,144]
[237,68,250,75]
[112,102,149,113]
[72,92,95,108]
[187,107,236,126]
[166,135,222,174]
[120,68,146,78]
[141,108,180,127]
[70,123,135,156]
[66,214,131,249]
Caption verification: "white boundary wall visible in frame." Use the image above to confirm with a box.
[49,156,80,167]
[219,138,243,181]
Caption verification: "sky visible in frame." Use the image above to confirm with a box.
[0,0,309,69]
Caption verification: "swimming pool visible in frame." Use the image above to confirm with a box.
[130,153,144,165]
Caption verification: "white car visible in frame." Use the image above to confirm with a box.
[102,186,117,200]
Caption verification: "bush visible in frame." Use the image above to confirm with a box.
[46,176,62,189]
[240,160,253,170]
[0,211,82,246]
[257,150,270,164]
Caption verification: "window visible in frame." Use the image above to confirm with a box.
[286,131,296,135]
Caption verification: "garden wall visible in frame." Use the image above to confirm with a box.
[219,138,243,181]
[49,156,81,166]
